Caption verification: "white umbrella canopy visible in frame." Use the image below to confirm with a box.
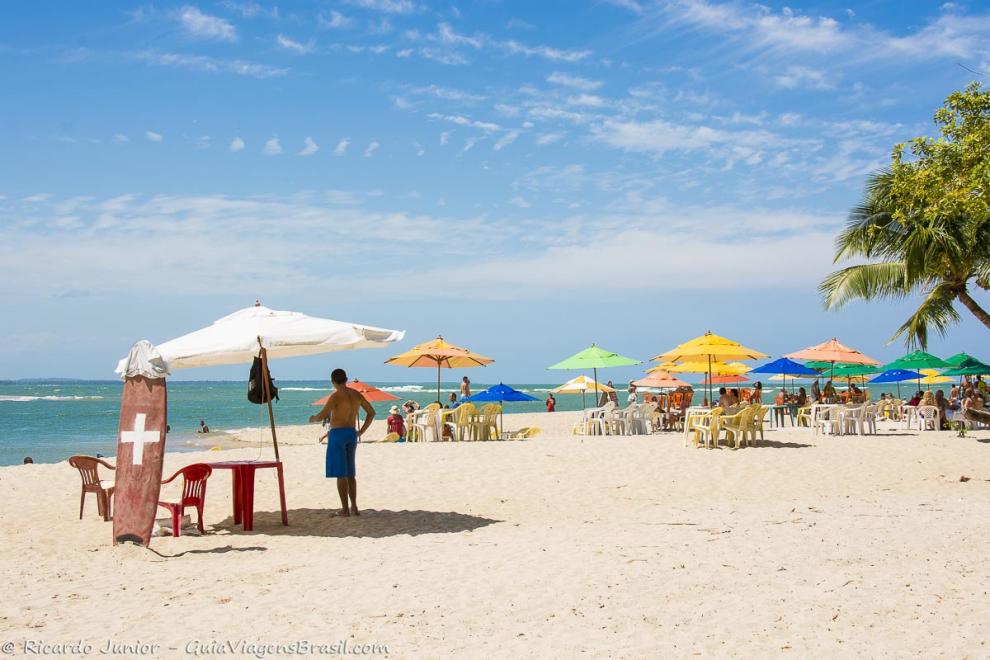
[117,304,405,372]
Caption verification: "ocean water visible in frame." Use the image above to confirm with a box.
[0,380,562,466]
[0,379,931,466]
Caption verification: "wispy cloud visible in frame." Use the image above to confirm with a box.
[774,65,836,90]
[145,131,163,142]
[219,1,279,19]
[493,130,520,151]
[364,140,380,157]
[276,34,314,54]
[343,0,417,14]
[409,22,592,65]
[299,137,319,156]
[319,10,354,29]
[547,72,602,90]
[263,136,282,155]
[333,138,350,155]
[229,137,245,152]
[427,113,501,132]
[112,133,129,143]
[136,51,288,78]
[177,5,237,41]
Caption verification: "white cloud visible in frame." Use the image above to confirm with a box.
[774,65,836,90]
[461,137,479,153]
[427,113,501,132]
[298,137,319,156]
[145,131,163,142]
[364,141,380,157]
[263,136,283,155]
[229,137,245,152]
[493,130,520,151]
[136,50,288,78]
[219,1,278,18]
[439,131,450,145]
[547,72,602,90]
[497,40,590,62]
[333,138,350,155]
[536,133,563,146]
[276,34,314,55]
[508,196,532,208]
[343,0,417,14]
[592,118,801,157]
[567,94,606,107]
[112,133,129,143]
[411,84,486,103]
[319,10,354,29]
[178,6,237,41]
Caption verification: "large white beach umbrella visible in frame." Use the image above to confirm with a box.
[129,303,405,370]
[115,302,405,459]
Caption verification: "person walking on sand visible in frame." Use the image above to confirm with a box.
[545,392,556,412]
[460,376,471,399]
[309,368,375,518]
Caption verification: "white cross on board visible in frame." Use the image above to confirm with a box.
[120,413,160,466]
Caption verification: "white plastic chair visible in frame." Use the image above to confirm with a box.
[916,405,940,431]
[840,405,865,436]
[862,404,878,435]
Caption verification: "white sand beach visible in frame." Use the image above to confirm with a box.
[2,412,990,658]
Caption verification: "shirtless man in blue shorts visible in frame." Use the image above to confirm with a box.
[309,368,376,517]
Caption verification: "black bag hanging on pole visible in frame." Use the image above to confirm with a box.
[248,356,279,404]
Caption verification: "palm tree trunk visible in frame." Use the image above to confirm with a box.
[957,288,990,330]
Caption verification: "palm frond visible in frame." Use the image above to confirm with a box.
[819,262,911,310]
[891,284,961,349]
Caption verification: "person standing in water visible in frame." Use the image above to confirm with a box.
[460,376,471,399]
[309,368,375,517]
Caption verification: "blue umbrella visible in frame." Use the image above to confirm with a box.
[870,368,924,398]
[749,357,818,392]
[463,383,539,438]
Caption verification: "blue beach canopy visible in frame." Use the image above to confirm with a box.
[869,369,924,383]
[463,383,539,403]
[749,358,819,376]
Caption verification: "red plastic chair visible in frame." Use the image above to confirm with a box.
[158,463,212,537]
[69,455,116,521]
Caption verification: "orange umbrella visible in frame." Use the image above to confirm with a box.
[311,379,400,405]
[632,371,689,389]
[785,337,880,382]
[701,374,748,385]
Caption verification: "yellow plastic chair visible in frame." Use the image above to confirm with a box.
[796,406,812,427]
[693,407,724,449]
[449,403,478,441]
[749,404,766,444]
[721,406,755,449]
[476,404,501,440]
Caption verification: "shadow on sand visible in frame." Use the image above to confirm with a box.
[752,440,813,449]
[213,508,501,538]
[148,544,268,558]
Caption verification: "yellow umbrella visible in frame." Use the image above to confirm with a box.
[386,336,493,402]
[552,375,615,409]
[646,361,679,374]
[919,368,953,387]
[654,332,766,405]
[666,360,750,376]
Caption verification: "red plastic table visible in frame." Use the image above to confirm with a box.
[207,460,288,531]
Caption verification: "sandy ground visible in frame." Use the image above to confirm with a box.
[2,411,990,658]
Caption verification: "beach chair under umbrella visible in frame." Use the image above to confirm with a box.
[548,344,640,407]
[653,331,766,408]
[463,383,539,438]
[385,336,493,403]
[552,375,615,409]
[785,338,880,385]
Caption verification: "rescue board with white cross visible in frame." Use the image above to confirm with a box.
[112,375,168,546]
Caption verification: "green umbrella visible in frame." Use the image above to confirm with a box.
[548,344,640,406]
[943,357,990,377]
[883,350,952,390]
[945,352,982,367]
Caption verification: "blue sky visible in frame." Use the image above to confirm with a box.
[2,0,989,383]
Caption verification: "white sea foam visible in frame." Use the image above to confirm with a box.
[383,385,428,392]
[0,395,105,402]
[222,427,263,435]
[280,387,324,392]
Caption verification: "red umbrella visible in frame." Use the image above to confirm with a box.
[311,379,400,405]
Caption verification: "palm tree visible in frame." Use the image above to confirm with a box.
[819,170,990,348]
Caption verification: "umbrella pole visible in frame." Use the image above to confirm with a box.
[594,367,600,407]
[259,345,280,463]
[707,355,712,408]
[436,364,441,404]
[581,390,586,410]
